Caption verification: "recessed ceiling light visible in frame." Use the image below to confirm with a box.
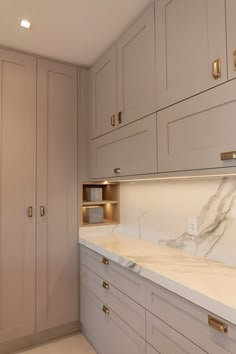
[20,19,31,29]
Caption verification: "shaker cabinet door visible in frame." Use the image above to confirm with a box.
[226,0,236,80]
[117,4,156,126]
[155,0,227,110]
[91,45,117,138]
[157,79,236,172]
[0,49,36,343]
[37,59,78,331]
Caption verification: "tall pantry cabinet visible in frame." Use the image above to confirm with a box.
[0,49,80,346]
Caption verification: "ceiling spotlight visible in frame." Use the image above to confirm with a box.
[20,19,31,29]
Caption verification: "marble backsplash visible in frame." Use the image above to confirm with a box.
[118,177,236,267]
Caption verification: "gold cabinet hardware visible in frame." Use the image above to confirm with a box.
[102,281,109,290]
[212,58,221,79]
[40,206,45,217]
[208,316,228,333]
[118,111,122,124]
[102,305,110,315]
[111,115,116,127]
[233,49,236,71]
[102,257,109,265]
[114,168,121,174]
[221,151,236,161]
[27,206,33,218]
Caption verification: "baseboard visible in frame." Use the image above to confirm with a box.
[0,322,80,354]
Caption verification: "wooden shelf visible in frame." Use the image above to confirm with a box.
[83,200,118,206]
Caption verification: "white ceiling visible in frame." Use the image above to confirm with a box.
[0,0,153,67]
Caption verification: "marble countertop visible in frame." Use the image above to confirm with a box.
[79,232,236,325]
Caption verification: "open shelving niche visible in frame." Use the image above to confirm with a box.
[81,182,120,227]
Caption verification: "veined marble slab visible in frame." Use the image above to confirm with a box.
[79,233,236,325]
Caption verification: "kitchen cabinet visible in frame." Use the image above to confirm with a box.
[36,59,78,331]
[117,3,156,126]
[91,45,117,138]
[0,49,36,343]
[226,0,236,80]
[157,79,236,173]
[91,114,157,178]
[155,0,227,110]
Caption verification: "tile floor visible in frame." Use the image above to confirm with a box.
[16,333,96,354]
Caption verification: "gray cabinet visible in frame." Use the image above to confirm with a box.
[91,114,157,178]
[157,79,236,172]
[36,59,78,331]
[155,0,227,110]
[0,49,36,344]
[117,3,156,126]
[226,0,236,80]
[91,45,117,138]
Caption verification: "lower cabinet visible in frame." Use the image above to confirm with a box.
[81,286,146,354]
[91,114,157,178]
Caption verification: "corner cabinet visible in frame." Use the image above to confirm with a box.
[91,114,157,178]
[91,45,117,138]
[36,60,78,331]
[226,0,236,80]
[157,79,236,172]
[155,0,227,110]
[117,3,156,127]
[0,49,36,344]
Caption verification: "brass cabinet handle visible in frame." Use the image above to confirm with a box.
[27,206,33,218]
[111,115,116,127]
[208,316,228,333]
[102,281,109,290]
[102,257,109,265]
[118,111,122,124]
[212,58,221,79]
[40,206,45,217]
[114,168,121,174]
[221,151,236,161]
[102,305,110,315]
[233,49,236,71]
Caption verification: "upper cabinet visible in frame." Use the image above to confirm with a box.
[117,4,156,126]
[91,45,117,138]
[226,0,236,80]
[155,0,227,110]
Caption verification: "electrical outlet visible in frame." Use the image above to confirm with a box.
[188,217,198,236]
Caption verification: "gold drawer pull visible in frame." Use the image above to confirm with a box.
[221,151,236,161]
[102,257,109,265]
[234,49,236,71]
[208,316,228,333]
[102,281,109,290]
[28,206,33,218]
[102,305,110,315]
[212,58,221,79]
[111,115,116,127]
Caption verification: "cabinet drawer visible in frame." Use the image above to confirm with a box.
[81,286,145,354]
[146,311,207,354]
[81,265,145,337]
[91,114,157,178]
[146,282,236,354]
[157,79,236,172]
[146,343,160,354]
[80,246,145,306]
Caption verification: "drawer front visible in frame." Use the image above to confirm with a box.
[80,245,145,306]
[146,311,207,354]
[81,265,145,337]
[91,114,157,178]
[82,286,145,354]
[146,282,235,354]
[146,343,160,354]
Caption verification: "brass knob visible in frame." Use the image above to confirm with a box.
[111,115,116,127]
[118,111,122,124]
[102,305,110,315]
[102,257,109,265]
[102,281,109,290]
[212,58,221,79]
[40,206,45,217]
[27,206,33,218]
[114,168,121,174]
[208,315,228,333]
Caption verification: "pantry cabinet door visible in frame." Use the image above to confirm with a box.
[226,0,236,80]
[156,0,227,110]
[37,59,78,331]
[157,79,236,172]
[91,45,117,138]
[0,49,36,343]
[117,4,156,126]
